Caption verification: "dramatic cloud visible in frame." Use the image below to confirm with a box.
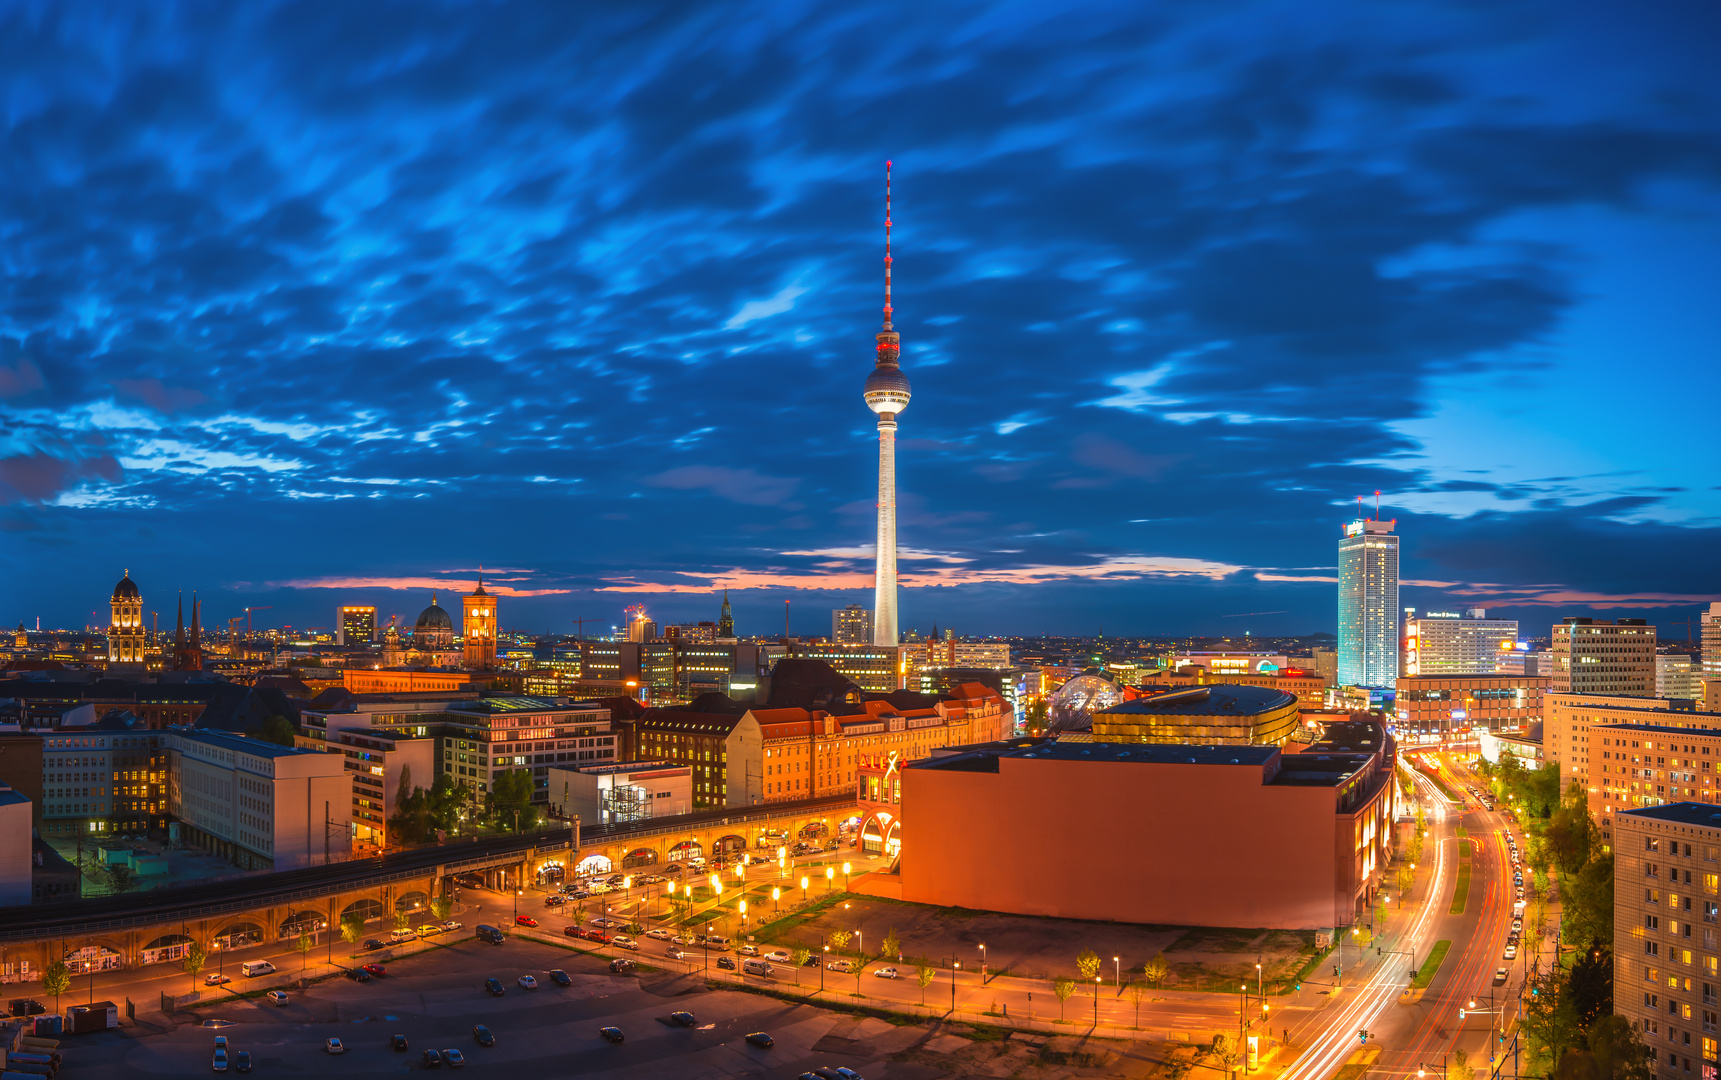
[3,0,1718,634]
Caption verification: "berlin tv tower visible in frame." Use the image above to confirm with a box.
[863,161,911,647]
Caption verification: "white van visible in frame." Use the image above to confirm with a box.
[241,961,276,978]
[741,958,774,977]
[390,928,416,943]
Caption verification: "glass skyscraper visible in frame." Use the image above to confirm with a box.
[1338,517,1400,689]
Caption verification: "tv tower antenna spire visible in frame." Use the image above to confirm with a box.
[863,160,911,651]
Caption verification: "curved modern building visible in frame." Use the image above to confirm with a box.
[1088,684,1300,746]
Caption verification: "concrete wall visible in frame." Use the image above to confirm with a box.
[898,757,1352,929]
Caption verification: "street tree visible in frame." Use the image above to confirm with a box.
[1584,1014,1654,1080]
[828,929,852,951]
[294,930,314,973]
[393,909,411,932]
[881,928,900,963]
[1521,966,1580,1071]
[916,961,936,1005]
[340,914,366,957]
[183,941,206,991]
[1452,1048,1474,1080]
[430,895,453,923]
[1053,976,1076,1020]
[1564,854,1615,949]
[255,714,297,747]
[792,946,813,987]
[1567,940,1614,1035]
[1142,952,1169,987]
[1126,979,1149,1028]
[1076,949,1102,993]
[42,962,71,1010]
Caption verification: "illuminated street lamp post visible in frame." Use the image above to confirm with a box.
[952,959,961,1012]
[772,886,781,918]
[1114,955,1120,989]
[979,942,987,983]
[826,866,835,893]
[843,861,851,891]
[739,899,747,934]
[800,875,809,903]
[821,945,828,993]
[1235,982,1247,1080]
[1094,976,1101,1026]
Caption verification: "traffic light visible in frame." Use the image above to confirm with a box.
[1333,965,1340,977]
[1358,1029,1369,1044]
[1459,1008,1467,1019]
[1296,981,1302,991]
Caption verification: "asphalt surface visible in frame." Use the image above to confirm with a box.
[55,936,875,1079]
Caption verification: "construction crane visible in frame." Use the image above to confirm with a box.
[227,616,244,642]
[571,617,597,641]
[245,605,273,637]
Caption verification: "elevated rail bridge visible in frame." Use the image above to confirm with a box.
[0,796,855,977]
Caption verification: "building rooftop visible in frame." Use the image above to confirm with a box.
[557,760,689,776]
[448,696,606,714]
[1094,684,1297,717]
[168,728,327,759]
[1618,803,1721,828]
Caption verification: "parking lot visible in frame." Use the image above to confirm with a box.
[57,937,898,1078]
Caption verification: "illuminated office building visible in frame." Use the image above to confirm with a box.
[1551,618,1656,697]
[1402,609,1519,676]
[1337,514,1399,689]
[336,605,377,646]
[832,605,873,645]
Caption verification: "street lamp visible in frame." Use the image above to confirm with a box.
[1236,983,1247,1080]
[822,945,828,993]
[800,875,809,902]
[1094,975,1101,1026]
[952,959,960,1011]
[980,942,987,983]
[739,899,747,933]
[826,866,835,893]
[843,861,851,890]
[772,886,781,917]
[1256,961,1263,1001]
[1114,955,1121,988]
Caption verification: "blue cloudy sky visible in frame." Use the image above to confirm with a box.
[3,0,1719,639]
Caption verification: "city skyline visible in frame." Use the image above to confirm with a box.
[4,3,1721,637]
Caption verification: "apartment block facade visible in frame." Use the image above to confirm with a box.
[1611,805,1721,1080]
[166,728,353,871]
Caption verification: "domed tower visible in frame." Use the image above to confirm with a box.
[863,161,911,649]
[108,570,145,664]
[413,592,455,650]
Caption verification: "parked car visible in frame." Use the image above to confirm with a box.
[874,966,900,979]
[472,1025,496,1047]
[441,921,463,931]
[600,1027,626,1043]
[610,958,638,974]
[484,978,505,997]
[544,896,564,907]
[326,1037,346,1054]
[266,991,289,1006]
[613,935,639,951]
[646,928,673,940]
[585,930,613,945]
[517,974,538,990]
[745,1031,775,1048]
[345,968,372,982]
[443,1049,465,1068]
[515,915,539,928]
[204,974,230,987]
[393,1034,410,1051]
[363,939,385,951]
[826,958,856,973]
[591,917,623,929]
[1494,968,1509,986]
[737,944,760,957]
[717,956,736,970]
[665,947,686,961]
[663,864,683,875]
[234,1050,252,1074]
[549,969,572,986]
[670,1011,697,1026]
[213,1048,228,1073]
[422,1048,444,1068]
[363,964,388,977]
[1504,945,1518,960]
[765,949,791,963]
[419,924,444,937]
[214,1036,228,1050]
